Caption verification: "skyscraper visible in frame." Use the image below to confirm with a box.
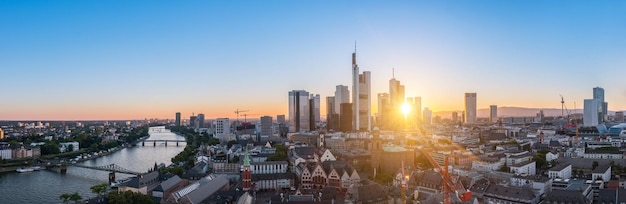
[197,113,205,129]
[309,94,321,131]
[408,97,422,123]
[335,85,350,130]
[358,71,371,131]
[289,90,310,132]
[584,99,602,126]
[377,93,390,129]
[334,85,350,113]
[464,93,477,124]
[340,103,353,132]
[490,105,497,122]
[389,78,405,108]
[326,96,339,131]
[351,48,371,131]
[423,107,432,125]
[593,87,607,122]
[175,112,181,127]
[260,116,273,136]
[189,114,198,129]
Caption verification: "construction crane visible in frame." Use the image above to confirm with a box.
[234,109,249,122]
[241,114,259,122]
[420,148,472,204]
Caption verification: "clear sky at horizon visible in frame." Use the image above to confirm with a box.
[1,1,626,120]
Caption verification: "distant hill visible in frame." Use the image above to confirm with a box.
[434,107,582,119]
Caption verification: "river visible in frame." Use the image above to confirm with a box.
[0,126,186,204]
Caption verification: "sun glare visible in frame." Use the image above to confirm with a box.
[401,103,411,116]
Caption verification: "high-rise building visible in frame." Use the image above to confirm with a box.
[260,116,273,136]
[584,99,602,126]
[289,90,310,132]
[334,85,350,130]
[189,114,198,129]
[615,112,624,122]
[389,78,405,108]
[175,112,181,127]
[351,49,371,131]
[277,115,286,124]
[340,103,353,132]
[408,97,422,123]
[464,93,477,124]
[423,108,432,125]
[452,112,459,123]
[490,105,497,122]
[215,118,231,135]
[593,87,608,122]
[326,96,340,131]
[377,93,390,129]
[197,113,205,129]
[310,94,321,131]
[357,71,371,131]
[0,128,4,140]
[334,85,350,113]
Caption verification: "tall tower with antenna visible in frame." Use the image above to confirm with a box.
[352,42,360,131]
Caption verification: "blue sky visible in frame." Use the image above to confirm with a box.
[1,1,625,120]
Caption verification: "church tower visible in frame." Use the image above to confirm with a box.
[242,148,252,191]
[370,127,382,174]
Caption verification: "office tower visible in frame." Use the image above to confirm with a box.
[289,90,310,132]
[215,118,231,135]
[377,93,390,129]
[334,85,350,130]
[593,87,608,122]
[197,113,205,129]
[327,96,339,131]
[277,115,286,124]
[357,71,371,131]
[334,85,350,113]
[175,112,181,127]
[407,97,422,122]
[490,105,497,122]
[0,128,4,139]
[615,112,624,122]
[351,50,371,131]
[452,112,459,123]
[189,114,198,128]
[584,99,602,126]
[464,93,477,124]
[389,78,405,108]
[309,94,321,131]
[260,116,273,136]
[340,103,353,132]
[423,107,432,125]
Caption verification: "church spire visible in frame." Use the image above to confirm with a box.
[243,147,251,166]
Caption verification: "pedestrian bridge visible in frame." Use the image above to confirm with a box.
[71,163,142,175]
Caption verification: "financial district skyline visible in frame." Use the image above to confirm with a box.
[3,1,626,120]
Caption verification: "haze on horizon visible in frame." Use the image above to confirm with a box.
[1,1,626,121]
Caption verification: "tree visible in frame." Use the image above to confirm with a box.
[67,144,74,152]
[59,193,71,204]
[592,161,599,170]
[227,140,238,148]
[69,192,82,204]
[90,183,108,197]
[108,190,154,204]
